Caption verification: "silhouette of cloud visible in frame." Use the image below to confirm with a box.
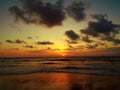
[15,39,26,44]
[81,14,120,35]
[65,30,79,40]
[66,1,86,22]
[9,48,19,50]
[29,47,53,53]
[86,44,98,49]
[97,42,105,46]
[37,41,54,45]
[81,28,98,37]
[67,44,74,49]
[9,0,66,27]
[89,14,120,35]
[27,36,32,39]
[100,36,120,44]
[82,36,93,43]
[81,14,120,44]
[25,45,34,48]
[5,39,26,44]
[6,40,14,43]
[9,0,88,27]
[66,40,78,44]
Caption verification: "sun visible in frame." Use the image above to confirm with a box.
[61,53,68,57]
[53,49,67,57]
[62,54,65,57]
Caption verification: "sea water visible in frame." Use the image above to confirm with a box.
[0,56,120,75]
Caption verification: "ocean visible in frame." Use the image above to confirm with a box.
[0,56,120,75]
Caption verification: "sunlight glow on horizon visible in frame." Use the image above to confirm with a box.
[0,0,120,57]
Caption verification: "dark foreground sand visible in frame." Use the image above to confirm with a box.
[0,73,120,90]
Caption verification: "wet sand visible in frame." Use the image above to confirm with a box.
[0,73,120,90]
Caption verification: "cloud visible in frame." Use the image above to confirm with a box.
[81,28,98,37]
[9,0,66,27]
[15,39,26,44]
[29,50,47,53]
[80,14,120,44]
[66,1,86,22]
[0,42,2,44]
[6,40,14,43]
[25,45,34,48]
[81,14,120,36]
[82,35,93,43]
[37,41,54,45]
[94,47,120,56]
[65,30,79,40]
[9,48,19,50]
[100,36,120,44]
[29,47,52,53]
[67,44,74,49]
[89,14,120,35]
[97,42,105,46]
[66,40,78,44]
[27,36,32,39]
[104,47,120,51]
[5,39,26,44]
[86,44,98,49]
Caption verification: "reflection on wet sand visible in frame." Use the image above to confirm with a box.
[0,73,120,90]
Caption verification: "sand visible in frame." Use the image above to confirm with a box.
[0,73,120,90]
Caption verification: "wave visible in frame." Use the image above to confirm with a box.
[0,57,120,76]
[0,66,120,76]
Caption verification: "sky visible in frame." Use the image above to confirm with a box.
[0,0,120,57]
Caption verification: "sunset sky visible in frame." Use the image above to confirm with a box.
[0,0,120,57]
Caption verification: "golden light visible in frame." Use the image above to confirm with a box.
[53,49,67,57]
[62,54,65,57]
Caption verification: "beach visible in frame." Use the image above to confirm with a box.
[0,73,120,90]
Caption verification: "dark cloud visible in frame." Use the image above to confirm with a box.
[5,39,26,44]
[95,47,120,56]
[0,42,2,44]
[104,47,120,52]
[9,0,66,27]
[81,14,120,44]
[65,30,79,40]
[68,44,74,49]
[9,48,19,50]
[89,14,120,35]
[15,39,26,44]
[29,50,47,53]
[81,14,120,36]
[25,45,34,48]
[66,40,78,44]
[27,36,32,39]
[6,40,14,43]
[101,36,120,44]
[29,47,53,53]
[86,44,98,49]
[97,42,105,46]
[81,28,98,37]
[113,39,120,44]
[37,41,54,45]
[82,36,93,43]
[66,1,86,22]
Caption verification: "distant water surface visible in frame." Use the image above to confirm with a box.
[0,56,120,75]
